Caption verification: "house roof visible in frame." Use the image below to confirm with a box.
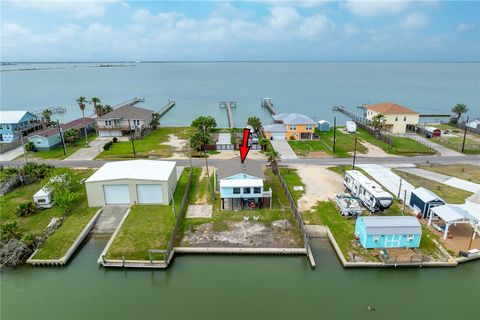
[360,216,422,235]
[97,105,153,120]
[366,102,419,115]
[85,160,176,183]
[412,187,445,203]
[272,113,316,125]
[216,159,265,180]
[318,120,330,125]
[263,124,286,132]
[430,205,478,224]
[0,111,37,124]
[29,118,94,138]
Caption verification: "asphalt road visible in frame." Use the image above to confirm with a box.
[1,154,479,168]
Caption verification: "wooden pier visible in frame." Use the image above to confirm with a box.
[219,101,236,128]
[33,106,66,117]
[333,106,370,124]
[157,99,176,118]
[261,98,277,115]
[113,97,145,109]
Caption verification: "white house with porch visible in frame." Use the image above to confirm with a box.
[428,205,479,239]
[216,159,272,210]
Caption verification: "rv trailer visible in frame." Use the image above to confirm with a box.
[344,170,393,212]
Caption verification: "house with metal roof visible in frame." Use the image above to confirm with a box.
[85,160,177,206]
[409,187,445,218]
[216,159,272,210]
[428,205,479,239]
[355,216,422,249]
[264,113,316,140]
[0,111,41,143]
[96,105,154,138]
[365,102,419,134]
[28,117,95,150]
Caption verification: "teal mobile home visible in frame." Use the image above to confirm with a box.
[355,216,422,249]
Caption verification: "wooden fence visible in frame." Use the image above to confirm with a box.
[353,120,393,146]
[163,168,194,263]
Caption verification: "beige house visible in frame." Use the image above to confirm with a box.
[85,160,177,207]
[96,105,154,137]
[365,102,419,134]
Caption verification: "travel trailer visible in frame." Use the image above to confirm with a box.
[346,121,357,133]
[33,186,53,209]
[344,170,393,212]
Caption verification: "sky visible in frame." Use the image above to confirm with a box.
[1,0,479,62]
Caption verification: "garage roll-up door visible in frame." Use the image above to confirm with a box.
[103,185,130,205]
[271,132,285,140]
[136,184,163,204]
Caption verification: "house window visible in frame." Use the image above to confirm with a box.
[290,125,296,130]
[253,187,261,194]
[104,121,108,126]
[403,116,407,121]
[137,120,140,125]
[243,187,251,194]
[37,199,46,203]
[407,234,414,241]
[395,116,398,121]
[373,235,380,241]
[109,120,112,126]
[233,188,240,194]
[306,125,312,130]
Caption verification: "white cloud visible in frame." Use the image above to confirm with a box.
[344,23,359,35]
[345,0,412,16]
[7,0,120,18]
[400,12,429,30]
[457,23,473,32]
[269,7,300,29]
[1,21,31,36]
[299,14,335,39]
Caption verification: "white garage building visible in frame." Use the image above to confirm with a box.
[85,160,177,207]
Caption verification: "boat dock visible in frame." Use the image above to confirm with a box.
[333,105,369,124]
[219,101,236,128]
[113,97,145,109]
[33,106,66,117]
[158,99,176,118]
[261,98,277,115]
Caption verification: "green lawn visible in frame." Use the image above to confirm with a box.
[288,128,435,158]
[105,168,192,261]
[431,136,480,155]
[278,167,305,205]
[394,170,473,204]
[97,127,194,159]
[0,170,100,260]
[25,132,96,160]
[417,164,480,184]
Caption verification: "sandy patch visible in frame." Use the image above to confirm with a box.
[186,205,213,218]
[353,141,399,158]
[161,134,188,159]
[290,165,345,212]
[208,150,266,160]
[308,151,331,158]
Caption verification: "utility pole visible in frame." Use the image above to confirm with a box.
[468,228,475,251]
[128,119,136,157]
[57,119,67,156]
[202,124,215,200]
[461,116,469,153]
[19,130,28,163]
[352,136,357,170]
[171,188,176,218]
[398,178,403,199]
[333,116,336,153]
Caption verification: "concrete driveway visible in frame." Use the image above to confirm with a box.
[270,140,298,160]
[65,138,109,161]
[91,206,130,234]
[358,164,415,202]
[0,146,25,161]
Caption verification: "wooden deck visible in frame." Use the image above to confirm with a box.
[219,101,236,128]
[261,98,277,115]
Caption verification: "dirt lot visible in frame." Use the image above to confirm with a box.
[290,165,344,212]
[162,134,188,159]
[208,150,266,160]
[179,219,303,248]
[350,141,399,158]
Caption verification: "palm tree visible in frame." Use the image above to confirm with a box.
[103,104,113,114]
[76,96,88,146]
[452,103,469,121]
[94,104,104,117]
[41,109,52,127]
[91,97,101,109]
[247,116,262,132]
[150,112,160,129]
[259,138,269,151]
[63,128,79,146]
[266,150,280,163]
[371,114,387,133]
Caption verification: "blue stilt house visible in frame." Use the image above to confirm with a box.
[355,216,422,249]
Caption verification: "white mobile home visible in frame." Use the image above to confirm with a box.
[344,170,393,212]
[346,121,356,133]
[33,187,53,209]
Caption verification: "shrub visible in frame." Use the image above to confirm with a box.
[449,117,458,125]
[15,202,37,217]
[112,137,118,143]
[0,221,22,241]
[24,141,36,152]
[103,141,113,150]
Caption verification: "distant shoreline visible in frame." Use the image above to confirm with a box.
[2,60,480,64]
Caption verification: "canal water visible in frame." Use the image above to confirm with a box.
[1,237,479,320]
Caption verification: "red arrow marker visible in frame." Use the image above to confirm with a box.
[239,128,251,163]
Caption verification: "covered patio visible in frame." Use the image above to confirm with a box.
[428,205,479,240]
